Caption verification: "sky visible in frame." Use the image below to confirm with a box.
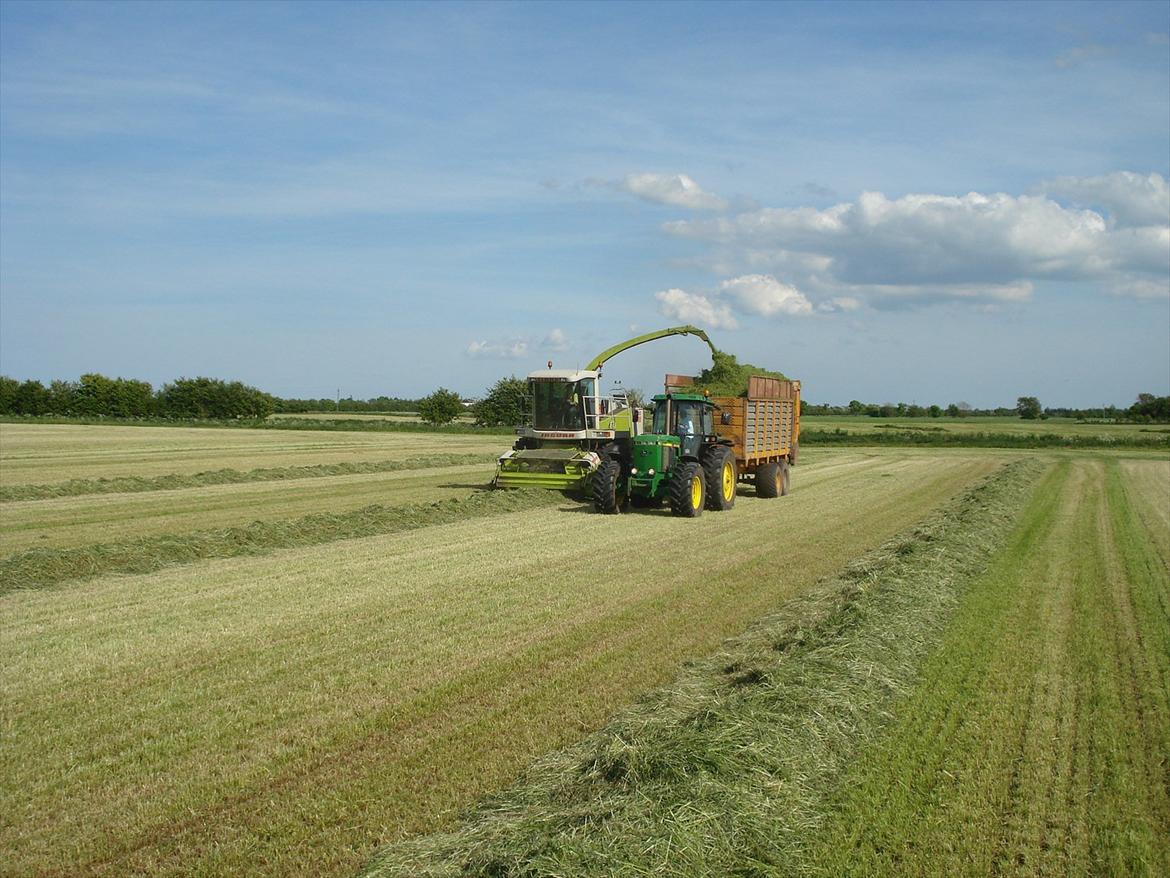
[1,0,1167,408]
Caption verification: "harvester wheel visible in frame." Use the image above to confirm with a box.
[591,458,624,514]
[669,461,705,517]
[780,459,791,496]
[756,462,781,498]
[702,446,737,511]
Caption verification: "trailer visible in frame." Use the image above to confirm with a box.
[712,376,801,497]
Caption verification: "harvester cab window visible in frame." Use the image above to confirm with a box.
[532,380,585,430]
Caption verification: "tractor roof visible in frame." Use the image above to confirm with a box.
[652,392,711,403]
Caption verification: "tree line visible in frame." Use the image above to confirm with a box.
[801,394,1169,423]
[0,375,277,419]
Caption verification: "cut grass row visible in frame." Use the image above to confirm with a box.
[0,452,497,501]
[0,423,504,486]
[809,457,1170,877]
[0,450,997,877]
[362,458,1047,877]
[363,455,1169,878]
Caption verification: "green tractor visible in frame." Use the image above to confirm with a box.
[590,391,737,517]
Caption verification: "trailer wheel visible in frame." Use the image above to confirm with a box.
[780,459,791,496]
[702,446,737,511]
[591,459,624,514]
[669,461,705,517]
[756,462,781,498]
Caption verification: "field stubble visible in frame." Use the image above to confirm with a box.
[1,441,997,877]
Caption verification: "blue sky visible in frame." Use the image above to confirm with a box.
[1,0,1167,407]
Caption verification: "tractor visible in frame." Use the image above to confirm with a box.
[591,390,737,517]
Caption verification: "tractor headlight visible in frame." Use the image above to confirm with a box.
[648,468,655,476]
[630,467,638,475]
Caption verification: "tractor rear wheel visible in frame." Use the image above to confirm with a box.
[756,461,781,498]
[591,458,624,514]
[669,461,705,517]
[780,459,791,496]
[702,446,737,511]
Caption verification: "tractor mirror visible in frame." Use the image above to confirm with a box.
[721,412,732,425]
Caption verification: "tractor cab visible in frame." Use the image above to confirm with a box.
[651,393,715,459]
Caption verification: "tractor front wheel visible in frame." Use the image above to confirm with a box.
[669,461,705,517]
[591,458,624,514]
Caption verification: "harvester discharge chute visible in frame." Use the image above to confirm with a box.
[492,326,717,493]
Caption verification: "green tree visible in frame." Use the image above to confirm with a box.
[13,379,51,415]
[847,399,866,415]
[1016,396,1042,420]
[472,376,527,427]
[418,387,465,425]
[945,403,960,418]
[928,404,942,418]
[0,376,19,414]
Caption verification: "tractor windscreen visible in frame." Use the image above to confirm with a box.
[531,380,587,430]
[653,399,706,436]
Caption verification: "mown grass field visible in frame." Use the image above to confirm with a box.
[805,413,1166,439]
[1,422,1166,877]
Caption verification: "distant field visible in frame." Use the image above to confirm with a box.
[0,423,502,485]
[805,414,1164,438]
[2,423,1166,878]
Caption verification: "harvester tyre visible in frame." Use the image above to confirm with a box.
[756,462,781,498]
[780,459,791,496]
[592,459,624,514]
[669,461,705,518]
[702,446,736,511]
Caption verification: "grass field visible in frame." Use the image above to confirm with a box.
[804,414,1166,438]
[1,423,1166,877]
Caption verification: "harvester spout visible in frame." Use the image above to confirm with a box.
[585,325,717,371]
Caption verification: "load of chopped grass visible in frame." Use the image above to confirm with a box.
[691,349,787,397]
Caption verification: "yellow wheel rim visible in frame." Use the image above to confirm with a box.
[691,475,702,508]
[722,461,734,500]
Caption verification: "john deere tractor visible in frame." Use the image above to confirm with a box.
[591,390,737,517]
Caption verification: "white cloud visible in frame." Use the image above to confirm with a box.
[542,328,570,351]
[1040,171,1170,229]
[718,274,813,316]
[621,173,728,211]
[666,177,1169,304]
[817,296,861,313]
[466,338,529,359]
[655,288,739,329]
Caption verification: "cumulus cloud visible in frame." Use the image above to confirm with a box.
[1040,171,1170,228]
[655,288,739,329]
[665,174,1169,304]
[466,338,529,359]
[620,173,728,211]
[719,274,813,316]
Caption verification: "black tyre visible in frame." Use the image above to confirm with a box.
[591,458,624,514]
[668,461,705,518]
[702,446,737,511]
[756,461,781,498]
[780,459,791,496]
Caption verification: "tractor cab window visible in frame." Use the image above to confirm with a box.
[531,380,586,430]
[674,400,707,437]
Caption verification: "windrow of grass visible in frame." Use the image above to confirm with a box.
[801,426,1170,449]
[362,458,1048,877]
[0,488,561,594]
[808,457,1170,877]
[0,452,497,501]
